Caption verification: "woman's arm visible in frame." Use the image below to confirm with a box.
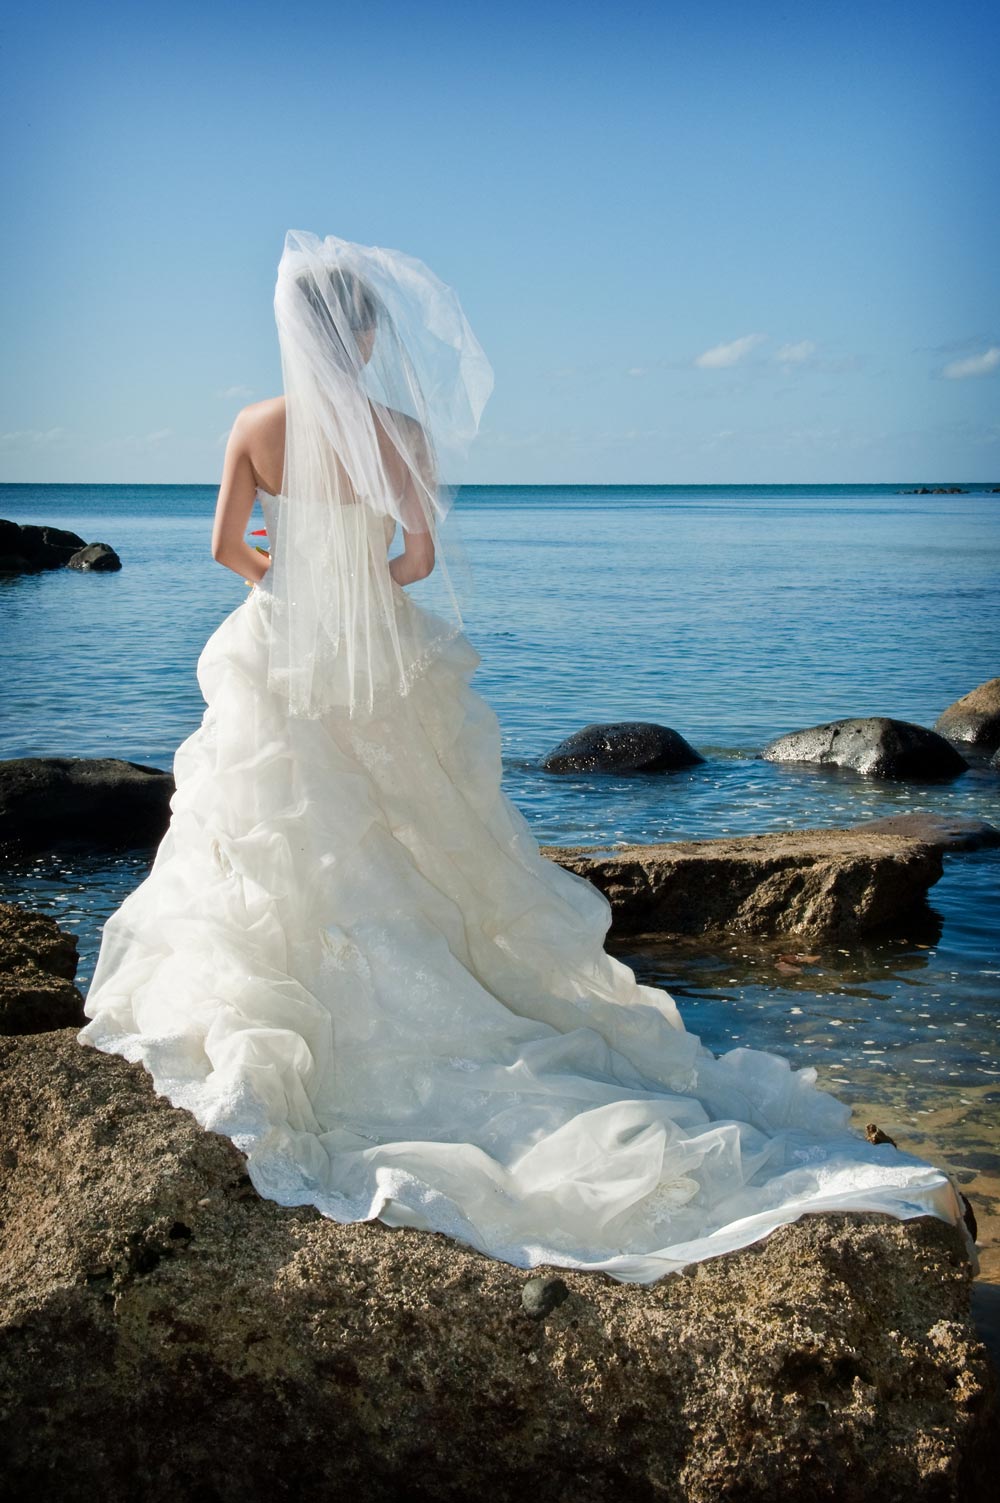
[212,412,271,584]
[388,419,436,585]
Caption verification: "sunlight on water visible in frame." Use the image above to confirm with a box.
[1,481,998,1263]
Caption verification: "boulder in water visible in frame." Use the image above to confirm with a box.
[543,721,704,774]
[761,717,968,779]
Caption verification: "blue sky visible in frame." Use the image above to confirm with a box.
[2,0,997,484]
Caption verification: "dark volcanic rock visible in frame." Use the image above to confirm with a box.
[544,721,704,774]
[0,1025,995,1502]
[67,541,122,571]
[544,824,945,940]
[934,677,1000,750]
[0,519,88,572]
[0,901,85,1034]
[761,717,969,780]
[0,755,174,853]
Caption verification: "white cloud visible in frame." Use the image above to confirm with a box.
[97,429,173,453]
[627,366,648,377]
[0,426,69,451]
[773,340,816,364]
[941,346,1000,379]
[476,425,657,451]
[694,333,767,368]
[217,385,255,399]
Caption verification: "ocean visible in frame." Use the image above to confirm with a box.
[1,480,998,1286]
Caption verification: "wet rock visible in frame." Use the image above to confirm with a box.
[67,541,122,571]
[850,812,1000,850]
[0,519,88,572]
[0,755,173,854]
[761,717,968,779]
[0,901,85,1035]
[0,1027,995,1502]
[934,677,1000,750]
[543,722,704,774]
[544,824,945,941]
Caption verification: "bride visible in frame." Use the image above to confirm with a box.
[77,229,967,1282]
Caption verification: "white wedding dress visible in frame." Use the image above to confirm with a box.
[77,487,966,1282]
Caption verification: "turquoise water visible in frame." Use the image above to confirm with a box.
[1,482,998,1164]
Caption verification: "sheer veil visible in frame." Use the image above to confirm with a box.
[264,229,494,720]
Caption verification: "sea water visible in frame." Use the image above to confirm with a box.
[1,481,998,1269]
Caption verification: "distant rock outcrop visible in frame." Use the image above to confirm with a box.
[0,519,121,573]
[761,717,969,779]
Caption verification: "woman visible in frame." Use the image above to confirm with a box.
[77,230,967,1283]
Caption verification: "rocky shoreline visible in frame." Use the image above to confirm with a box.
[1,676,998,1495]
[0,1014,996,1498]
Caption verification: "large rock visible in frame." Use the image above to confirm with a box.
[0,518,88,572]
[0,755,173,853]
[0,901,85,1034]
[761,717,969,779]
[67,540,122,571]
[934,677,1000,749]
[542,824,946,940]
[0,1026,995,1502]
[543,722,704,774]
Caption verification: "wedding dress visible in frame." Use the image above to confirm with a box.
[78,227,967,1280]
[76,478,967,1282]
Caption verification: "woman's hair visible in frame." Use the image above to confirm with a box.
[295,266,381,371]
[296,267,378,332]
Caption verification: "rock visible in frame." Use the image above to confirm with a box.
[0,901,85,1034]
[850,812,1000,851]
[543,722,704,774]
[0,1026,995,1501]
[0,756,174,854]
[761,717,968,779]
[521,1275,570,1319]
[67,541,122,571]
[0,518,88,573]
[934,677,1000,750]
[543,824,945,941]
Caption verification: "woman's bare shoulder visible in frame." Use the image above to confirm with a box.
[239,395,285,428]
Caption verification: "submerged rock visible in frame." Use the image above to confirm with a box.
[934,677,1000,750]
[0,1026,994,1502]
[544,721,704,774]
[0,755,173,853]
[761,717,969,779]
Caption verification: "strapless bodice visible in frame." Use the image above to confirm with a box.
[253,486,396,598]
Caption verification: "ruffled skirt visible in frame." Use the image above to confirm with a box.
[78,582,965,1281]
